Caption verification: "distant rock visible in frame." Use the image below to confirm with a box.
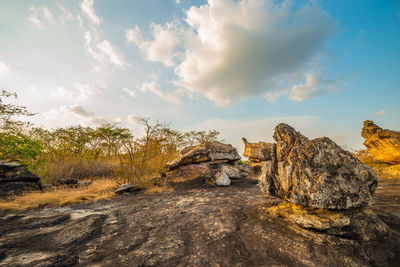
[54,178,78,187]
[164,142,248,186]
[166,141,241,171]
[242,138,275,162]
[115,184,140,194]
[362,120,400,164]
[0,161,41,197]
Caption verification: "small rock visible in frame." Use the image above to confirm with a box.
[55,178,78,186]
[115,184,140,194]
[212,170,231,186]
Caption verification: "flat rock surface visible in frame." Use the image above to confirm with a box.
[1,178,400,267]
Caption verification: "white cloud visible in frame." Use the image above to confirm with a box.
[43,105,107,126]
[51,83,107,101]
[43,7,55,24]
[125,26,141,45]
[366,109,389,117]
[0,61,10,74]
[122,87,137,98]
[97,40,129,69]
[29,6,44,29]
[127,22,180,67]
[127,114,141,125]
[80,0,100,25]
[137,80,180,103]
[172,0,336,105]
[289,73,334,102]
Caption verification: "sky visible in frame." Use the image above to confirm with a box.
[0,0,399,154]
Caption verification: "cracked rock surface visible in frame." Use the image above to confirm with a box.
[1,178,400,267]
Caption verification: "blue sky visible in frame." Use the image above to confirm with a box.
[0,0,399,153]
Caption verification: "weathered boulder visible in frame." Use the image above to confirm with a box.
[166,141,240,171]
[268,201,390,241]
[242,138,275,162]
[0,161,40,183]
[257,123,378,210]
[362,120,400,164]
[0,161,41,197]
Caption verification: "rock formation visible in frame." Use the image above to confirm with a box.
[243,123,387,240]
[0,160,41,197]
[164,141,250,186]
[362,120,400,164]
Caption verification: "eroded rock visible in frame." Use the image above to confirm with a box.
[242,138,275,162]
[115,184,140,194]
[268,201,390,241]
[259,123,378,210]
[166,141,240,171]
[164,142,247,186]
[362,120,400,164]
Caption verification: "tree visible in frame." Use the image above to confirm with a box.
[0,89,35,131]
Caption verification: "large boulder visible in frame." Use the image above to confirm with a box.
[0,161,41,197]
[258,123,378,210]
[166,141,240,171]
[0,161,40,183]
[361,120,400,164]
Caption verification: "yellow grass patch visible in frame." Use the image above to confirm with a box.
[0,179,119,214]
[144,185,173,194]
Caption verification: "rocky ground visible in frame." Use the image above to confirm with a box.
[0,175,399,267]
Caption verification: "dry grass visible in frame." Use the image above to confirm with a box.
[0,179,119,214]
[143,185,173,194]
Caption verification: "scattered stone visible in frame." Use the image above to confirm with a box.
[212,169,231,186]
[0,161,41,197]
[258,123,378,210]
[115,183,141,194]
[362,120,400,164]
[54,178,78,187]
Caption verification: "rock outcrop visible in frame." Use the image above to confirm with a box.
[362,120,400,164]
[243,123,386,240]
[0,161,41,197]
[164,141,250,186]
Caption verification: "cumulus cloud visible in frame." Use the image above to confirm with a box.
[80,0,100,25]
[137,80,180,103]
[0,61,10,74]
[43,7,56,24]
[52,83,107,101]
[97,40,129,69]
[289,73,336,102]
[44,105,107,126]
[171,0,336,105]
[126,22,180,67]
[127,114,141,125]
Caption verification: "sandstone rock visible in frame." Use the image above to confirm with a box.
[115,184,140,194]
[54,178,78,187]
[362,120,400,164]
[166,141,240,171]
[268,201,390,241]
[258,123,378,210]
[242,138,275,162]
